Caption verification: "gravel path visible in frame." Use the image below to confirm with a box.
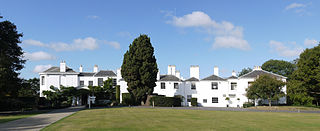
[134,106,320,113]
[0,106,85,131]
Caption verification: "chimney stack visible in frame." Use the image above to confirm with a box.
[60,61,66,72]
[232,70,236,76]
[79,65,83,72]
[175,71,181,78]
[157,70,160,80]
[214,66,219,76]
[190,65,200,79]
[167,65,176,75]
[117,68,122,79]
[93,65,98,73]
[253,66,262,70]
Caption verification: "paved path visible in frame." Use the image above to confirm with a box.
[0,106,85,131]
[135,106,320,113]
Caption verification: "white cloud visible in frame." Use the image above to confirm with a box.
[24,39,46,47]
[269,40,304,57]
[304,38,317,46]
[103,41,120,49]
[23,37,120,51]
[87,15,99,19]
[285,3,306,10]
[167,11,250,50]
[24,51,55,61]
[49,37,99,51]
[33,64,52,73]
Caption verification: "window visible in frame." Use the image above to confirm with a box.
[191,83,196,90]
[212,97,218,103]
[203,99,207,103]
[89,81,93,86]
[98,78,103,87]
[41,76,45,85]
[174,83,179,89]
[112,78,117,86]
[248,82,253,87]
[161,83,165,89]
[231,82,237,90]
[211,82,218,90]
[223,94,226,97]
[187,95,192,102]
[80,81,84,87]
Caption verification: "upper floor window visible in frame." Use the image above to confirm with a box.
[161,83,165,89]
[231,82,237,90]
[41,76,45,85]
[112,78,117,86]
[98,78,103,87]
[191,83,196,90]
[80,81,84,87]
[89,81,93,86]
[211,82,218,90]
[212,97,218,103]
[174,83,179,89]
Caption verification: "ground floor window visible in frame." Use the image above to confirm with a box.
[89,81,93,86]
[212,97,218,103]
[161,83,165,89]
[187,95,192,102]
[203,99,207,103]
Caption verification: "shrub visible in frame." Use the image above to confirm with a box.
[149,96,181,107]
[243,102,254,108]
[116,85,120,104]
[122,93,135,106]
[191,98,197,106]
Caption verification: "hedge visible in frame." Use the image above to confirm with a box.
[122,93,135,106]
[149,96,181,107]
[191,98,197,106]
[243,102,254,108]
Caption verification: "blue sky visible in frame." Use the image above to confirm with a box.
[1,0,319,79]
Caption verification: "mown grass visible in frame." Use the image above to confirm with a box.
[248,106,320,111]
[43,107,320,131]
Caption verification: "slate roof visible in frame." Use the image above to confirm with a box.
[185,77,199,81]
[240,70,286,79]
[227,76,238,79]
[159,75,181,81]
[202,74,225,81]
[79,72,95,76]
[94,70,116,77]
[44,67,76,73]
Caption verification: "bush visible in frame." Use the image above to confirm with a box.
[116,85,120,104]
[122,93,135,106]
[243,102,254,108]
[191,98,197,106]
[149,96,182,107]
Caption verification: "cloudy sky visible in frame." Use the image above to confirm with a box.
[1,0,319,79]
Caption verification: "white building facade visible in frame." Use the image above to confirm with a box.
[40,61,287,107]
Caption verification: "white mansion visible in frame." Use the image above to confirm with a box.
[40,61,287,107]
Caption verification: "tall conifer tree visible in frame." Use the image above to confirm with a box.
[121,35,158,105]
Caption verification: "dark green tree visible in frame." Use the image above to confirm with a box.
[261,59,296,78]
[102,78,115,100]
[246,75,285,107]
[19,78,40,97]
[121,34,158,105]
[289,44,320,106]
[0,20,25,99]
[238,67,252,77]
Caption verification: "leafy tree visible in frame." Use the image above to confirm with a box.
[0,20,25,99]
[261,59,296,78]
[88,78,115,101]
[121,34,158,105]
[42,85,79,108]
[287,79,313,105]
[246,75,285,107]
[289,44,320,106]
[19,78,40,97]
[238,67,252,77]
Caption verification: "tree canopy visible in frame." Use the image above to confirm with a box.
[121,34,158,105]
[261,59,296,78]
[288,44,320,106]
[246,75,285,106]
[238,67,252,77]
[0,20,25,98]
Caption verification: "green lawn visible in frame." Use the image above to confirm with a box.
[0,111,47,124]
[43,107,320,131]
